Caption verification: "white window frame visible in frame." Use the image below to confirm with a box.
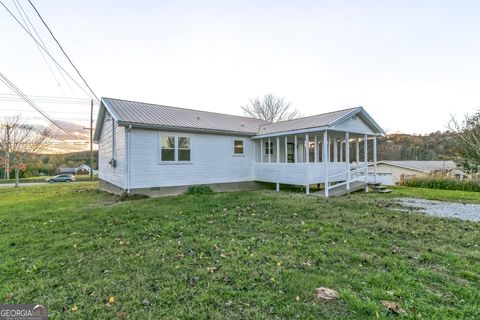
[177,136,191,162]
[159,134,192,164]
[232,138,246,156]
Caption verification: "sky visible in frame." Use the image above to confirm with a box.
[1,0,480,150]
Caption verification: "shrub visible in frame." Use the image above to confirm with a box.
[401,174,480,192]
[185,185,214,195]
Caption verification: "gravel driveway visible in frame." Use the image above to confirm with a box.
[395,198,480,222]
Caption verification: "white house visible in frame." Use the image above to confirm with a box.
[371,160,462,185]
[93,98,385,196]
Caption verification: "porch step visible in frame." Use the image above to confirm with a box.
[377,189,392,193]
[370,184,392,193]
[309,181,366,197]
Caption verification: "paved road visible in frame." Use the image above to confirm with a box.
[0,182,49,187]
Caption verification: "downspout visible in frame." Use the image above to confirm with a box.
[126,125,132,194]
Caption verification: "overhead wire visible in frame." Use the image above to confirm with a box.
[0,71,75,137]
[26,0,99,101]
[12,0,77,96]
[0,0,97,101]
[10,0,65,94]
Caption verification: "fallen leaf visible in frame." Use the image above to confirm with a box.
[207,266,218,273]
[71,304,78,312]
[381,300,406,315]
[302,261,312,267]
[276,261,283,267]
[315,287,339,301]
[108,296,115,304]
[295,295,301,301]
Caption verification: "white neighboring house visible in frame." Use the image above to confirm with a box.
[93,98,385,196]
[371,160,462,185]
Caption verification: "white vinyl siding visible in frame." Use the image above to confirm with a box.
[98,112,125,188]
[130,129,254,188]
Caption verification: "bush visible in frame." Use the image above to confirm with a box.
[185,185,214,195]
[401,174,480,192]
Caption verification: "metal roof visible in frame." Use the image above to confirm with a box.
[102,97,270,135]
[257,107,359,135]
[94,98,384,142]
[377,161,458,172]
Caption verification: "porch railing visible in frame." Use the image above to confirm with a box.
[325,165,368,196]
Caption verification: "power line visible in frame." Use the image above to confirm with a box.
[0,98,96,105]
[11,0,63,92]
[0,93,93,102]
[0,108,97,116]
[12,0,76,96]
[0,71,75,137]
[0,0,97,100]
[27,0,99,101]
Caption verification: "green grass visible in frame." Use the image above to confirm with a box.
[0,175,98,184]
[0,184,479,319]
[390,186,480,203]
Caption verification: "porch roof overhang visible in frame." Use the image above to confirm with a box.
[252,107,385,139]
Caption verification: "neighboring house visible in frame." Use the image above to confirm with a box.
[75,164,91,175]
[59,167,75,175]
[372,160,462,185]
[93,98,385,197]
[59,164,92,175]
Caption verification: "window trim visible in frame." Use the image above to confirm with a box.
[160,135,176,162]
[232,138,246,156]
[177,136,191,162]
[159,134,192,164]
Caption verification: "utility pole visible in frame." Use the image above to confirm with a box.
[89,99,93,181]
[5,124,10,180]
[83,99,94,181]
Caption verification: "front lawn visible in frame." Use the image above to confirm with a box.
[390,186,480,203]
[0,184,479,319]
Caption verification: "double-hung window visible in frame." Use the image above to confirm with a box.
[233,139,244,156]
[178,137,191,161]
[160,135,191,162]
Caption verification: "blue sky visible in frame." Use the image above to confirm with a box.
[1,0,479,135]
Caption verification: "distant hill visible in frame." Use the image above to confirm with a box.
[377,132,458,161]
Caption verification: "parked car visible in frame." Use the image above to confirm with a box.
[46,174,76,183]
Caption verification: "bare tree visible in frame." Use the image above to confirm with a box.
[242,94,300,122]
[448,111,480,173]
[0,116,51,186]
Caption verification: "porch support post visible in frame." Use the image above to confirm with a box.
[356,139,360,168]
[284,136,288,163]
[345,132,350,190]
[373,136,377,184]
[305,134,309,163]
[323,130,329,197]
[268,138,271,163]
[260,139,263,163]
[276,137,280,163]
[364,134,368,191]
[276,182,280,192]
[306,184,310,195]
[340,140,343,162]
[333,138,338,162]
[314,135,318,163]
[294,135,297,163]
